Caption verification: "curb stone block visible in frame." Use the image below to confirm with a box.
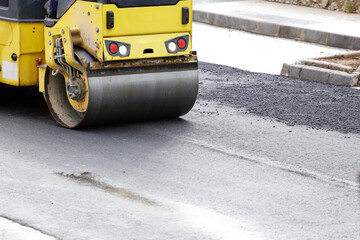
[215,14,230,28]
[256,22,280,37]
[235,18,247,30]
[245,18,258,32]
[300,65,330,83]
[327,34,355,49]
[281,63,290,76]
[279,26,302,40]
[281,63,302,78]
[328,72,359,86]
[207,12,216,25]
[303,29,328,45]
[281,64,359,86]
[193,11,207,23]
[288,64,302,78]
[351,39,360,50]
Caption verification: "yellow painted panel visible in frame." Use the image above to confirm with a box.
[38,66,46,92]
[102,1,193,37]
[103,32,192,61]
[44,27,86,72]
[0,20,13,46]
[50,1,104,61]
[0,21,20,86]
[0,21,44,87]
[20,23,45,54]
[44,26,89,111]
[49,0,193,62]
[0,78,19,86]
[19,53,44,86]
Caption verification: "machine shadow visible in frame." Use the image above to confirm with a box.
[79,116,194,133]
[358,173,360,207]
[0,84,194,132]
[0,85,50,118]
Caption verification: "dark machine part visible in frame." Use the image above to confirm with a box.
[0,0,47,22]
[106,0,181,8]
[0,0,183,21]
[49,0,58,18]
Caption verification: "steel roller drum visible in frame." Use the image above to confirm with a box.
[44,67,199,128]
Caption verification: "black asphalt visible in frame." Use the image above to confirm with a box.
[199,62,360,134]
[1,62,360,134]
[0,63,359,240]
[1,62,359,135]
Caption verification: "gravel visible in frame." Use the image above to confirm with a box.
[1,63,359,134]
[199,62,360,134]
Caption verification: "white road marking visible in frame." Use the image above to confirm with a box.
[0,217,56,240]
[176,203,264,240]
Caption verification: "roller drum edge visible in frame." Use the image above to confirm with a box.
[83,69,199,125]
[45,68,199,128]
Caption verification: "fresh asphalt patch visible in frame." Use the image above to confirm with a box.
[0,64,359,134]
[199,62,360,134]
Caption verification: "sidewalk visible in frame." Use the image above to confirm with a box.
[194,0,360,50]
[194,0,360,86]
[192,23,350,74]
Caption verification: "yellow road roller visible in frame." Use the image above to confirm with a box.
[0,0,198,128]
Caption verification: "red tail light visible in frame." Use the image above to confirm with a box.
[109,42,118,54]
[177,38,186,49]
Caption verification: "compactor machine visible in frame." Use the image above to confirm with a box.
[0,0,198,128]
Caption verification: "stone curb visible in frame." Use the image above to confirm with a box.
[281,63,360,86]
[193,10,360,50]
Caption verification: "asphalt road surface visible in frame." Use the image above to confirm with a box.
[0,62,359,240]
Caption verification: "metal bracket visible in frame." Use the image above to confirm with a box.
[106,11,114,29]
[182,7,189,24]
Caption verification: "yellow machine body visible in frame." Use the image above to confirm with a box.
[0,21,44,87]
[0,0,198,128]
[44,0,193,66]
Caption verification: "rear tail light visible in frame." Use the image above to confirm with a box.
[105,40,131,57]
[177,38,186,49]
[165,35,189,53]
[168,42,177,52]
[119,45,128,56]
[109,42,118,54]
